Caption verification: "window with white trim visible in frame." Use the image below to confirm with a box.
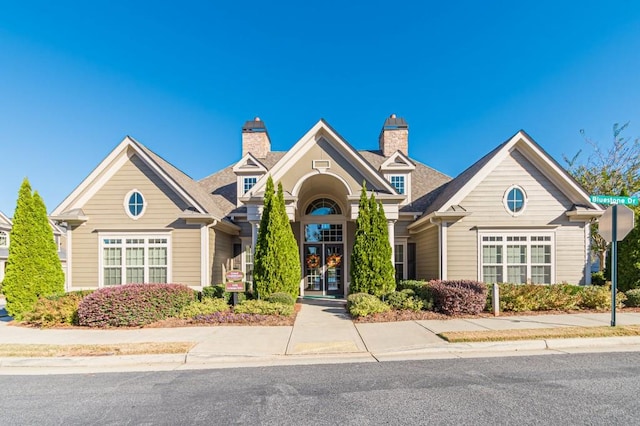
[0,230,8,248]
[503,186,526,215]
[480,233,553,284]
[390,175,405,195]
[124,190,146,219]
[243,177,258,193]
[101,235,169,286]
[394,244,405,282]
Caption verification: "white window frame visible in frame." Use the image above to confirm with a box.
[477,230,555,284]
[0,230,8,248]
[98,232,172,287]
[389,175,406,195]
[503,185,527,217]
[394,241,407,281]
[123,189,147,220]
[384,172,411,204]
[243,176,258,194]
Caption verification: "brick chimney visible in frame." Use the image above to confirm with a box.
[242,117,271,158]
[379,114,408,157]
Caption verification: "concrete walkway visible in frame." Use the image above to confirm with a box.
[2,297,640,373]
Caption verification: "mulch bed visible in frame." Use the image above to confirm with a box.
[354,307,640,323]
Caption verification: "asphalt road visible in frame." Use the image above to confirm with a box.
[2,352,639,425]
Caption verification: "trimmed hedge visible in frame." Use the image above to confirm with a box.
[179,297,230,319]
[396,280,434,309]
[385,290,424,311]
[625,289,640,307]
[429,280,487,315]
[77,283,196,327]
[202,284,248,304]
[233,300,294,316]
[267,292,296,306]
[491,283,625,312]
[347,293,391,318]
[22,291,93,327]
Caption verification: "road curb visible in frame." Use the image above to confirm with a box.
[0,353,187,368]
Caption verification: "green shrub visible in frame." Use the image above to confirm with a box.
[396,280,434,309]
[497,284,581,312]
[21,291,93,327]
[267,292,296,306]
[77,283,196,327]
[233,300,294,316]
[579,286,624,310]
[385,290,424,311]
[625,289,640,307]
[347,293,391,318]
[179,297,230,319]
[591,271,607,286]
[202,284,248,304]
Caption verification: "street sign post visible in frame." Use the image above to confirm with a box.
[590,194,639,206]
[595,199,637,326]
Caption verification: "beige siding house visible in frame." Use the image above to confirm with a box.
[51,116,602,295]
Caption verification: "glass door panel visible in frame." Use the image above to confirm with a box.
[325,244,343,295]
[304,244,323,293]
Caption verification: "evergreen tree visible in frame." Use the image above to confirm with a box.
[349,181,396,296]
[3,178,38,318]
[253,176,275,298]
[349,183,372,293]
[614,206,640,291]
[32,191,65,296]
[253,177,301,298]
[372,200,396,296]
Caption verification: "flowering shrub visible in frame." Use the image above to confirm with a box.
[22,291,93,327]
[429,280,487,315]
[77,283,196,327]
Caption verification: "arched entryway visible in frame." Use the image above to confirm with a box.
[295,174,351,297]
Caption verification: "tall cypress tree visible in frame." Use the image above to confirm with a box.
[253,176,275,298]
[372,200,395,296]
[253,177,301,298]
[274,182,301,298]
[350,183,372,294]
[32,191,65,297]
[3,178,38,318]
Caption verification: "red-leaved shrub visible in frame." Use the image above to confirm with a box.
[429,280,487,315]
[77,283,196,327]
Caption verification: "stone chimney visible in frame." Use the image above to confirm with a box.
[242,117,271,158]
[378,114,408,157]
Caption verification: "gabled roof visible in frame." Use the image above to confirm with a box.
[249,119,398,196]
[0,211,12,229]
[232,153,269,174]
[379,150,416,171]
[51,136,237,229]
[411,130,602,228]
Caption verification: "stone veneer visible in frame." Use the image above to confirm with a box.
[379,128,408,157]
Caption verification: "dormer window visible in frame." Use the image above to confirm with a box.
[390,175,405,195]
[243,177,258,193]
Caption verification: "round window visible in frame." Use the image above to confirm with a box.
[504,186,526,215]
[125,190,146,219]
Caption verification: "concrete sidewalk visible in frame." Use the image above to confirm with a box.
[2,296,640,374]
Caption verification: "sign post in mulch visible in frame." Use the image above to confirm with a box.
[225,270,245,306]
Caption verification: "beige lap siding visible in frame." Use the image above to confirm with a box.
[68,151,201,289]
[210,228,234,285]
[445,150,587,284]
[414,226,439,280]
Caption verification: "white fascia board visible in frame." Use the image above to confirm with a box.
[380,151,416,171]
[251,120,397,195]
[232,153,268,174]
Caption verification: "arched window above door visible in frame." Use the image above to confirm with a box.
[306,198,342,215]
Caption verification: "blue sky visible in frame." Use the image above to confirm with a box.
[1,1,639,216]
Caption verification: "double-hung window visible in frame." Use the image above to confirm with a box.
[480,232,553,284]
[390,175,405,195]
[101,234,170,286]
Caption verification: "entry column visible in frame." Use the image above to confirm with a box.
[388,220,396,263]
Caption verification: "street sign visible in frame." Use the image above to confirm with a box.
[598,204,635,243]
[590,194,639,206]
